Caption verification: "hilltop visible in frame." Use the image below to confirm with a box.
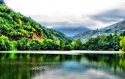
[74,20,125,40]
[0,5,72,41]
[0,5,72,50]
[52,24,91,37]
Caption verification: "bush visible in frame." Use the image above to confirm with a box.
[29,39,42,50]
[41,39,60,50]
[120,37,125,51]
[16,38,30,50]
[0,35,12,50]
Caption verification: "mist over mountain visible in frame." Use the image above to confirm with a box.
[52,24,91,37]
[74,20,125,40]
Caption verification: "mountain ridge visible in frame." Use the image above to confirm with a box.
[52,24,91,37]
[74,20,125,40]
[0,4,72,43]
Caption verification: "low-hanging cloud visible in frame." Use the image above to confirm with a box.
[31,7,125,29]
[5,0,125,29]
[91,8,125,23]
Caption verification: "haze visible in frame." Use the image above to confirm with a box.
[4,0,125,29]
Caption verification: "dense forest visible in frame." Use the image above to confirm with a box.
[0,4,125,51]
[0,31,124,51]
[0,5,72,50]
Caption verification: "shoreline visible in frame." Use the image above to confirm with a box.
[0,50,121,54]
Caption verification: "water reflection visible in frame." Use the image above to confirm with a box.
[0,54,125,79]
[32,61,122,79]
[0,63,33,79]
[62,61,86,72]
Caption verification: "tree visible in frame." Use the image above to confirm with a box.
[59,40,65,50]
[41,39,60,50]
[63,44,72,50]
[0,35,12,50]
[120,37,125,51]
[16,38,30,50]
[85,37,99,50]
[29,39,42,50]
[11,41,17,50]
[71,39,83,50]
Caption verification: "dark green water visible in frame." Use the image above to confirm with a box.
[0,54,125,79]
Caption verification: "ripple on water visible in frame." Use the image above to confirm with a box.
[32,69,121,79]
[32,61,121,79]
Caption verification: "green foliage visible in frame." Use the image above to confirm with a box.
[11,41,17,50]
[16,38,30,50]
[63,44,72,50]
[59,40,66,50]
[71,39,83,50]
[0,5,72,42]
[120,37,125,51]
[84,34,121,50]
[29,39,42,50]
[0,5,122,51]
[0,35,12,50]
[42,28,72,43]
[0,4,73,50]
[0,5,42,40]
[41,39,60,50]
[85,37,99,50]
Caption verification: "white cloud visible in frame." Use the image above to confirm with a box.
[4,0,125,29]
[5,0,124,15]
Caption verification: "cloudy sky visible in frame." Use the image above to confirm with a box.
[4,0,125,29]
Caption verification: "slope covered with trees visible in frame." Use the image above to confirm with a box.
[0,5,72,50]
[0,4,125,51]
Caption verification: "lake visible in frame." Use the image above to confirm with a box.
[0,53,125,79]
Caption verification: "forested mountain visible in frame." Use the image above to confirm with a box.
[74,20,125,40]
[0,3,124,51]
[0,4,72,50]
[0,5,72,42]
[53,24,91,37]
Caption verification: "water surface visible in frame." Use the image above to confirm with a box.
[0,54,125,79]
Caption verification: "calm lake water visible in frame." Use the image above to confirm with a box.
[0,54,125,79]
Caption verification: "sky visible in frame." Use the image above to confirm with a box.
[4,0,125,29]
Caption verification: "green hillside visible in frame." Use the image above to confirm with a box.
[0,5,72,50]
[0,4,124,51]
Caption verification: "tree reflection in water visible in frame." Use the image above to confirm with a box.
[0,54,125,79]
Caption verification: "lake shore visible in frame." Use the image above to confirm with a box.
[0,50,121,54]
